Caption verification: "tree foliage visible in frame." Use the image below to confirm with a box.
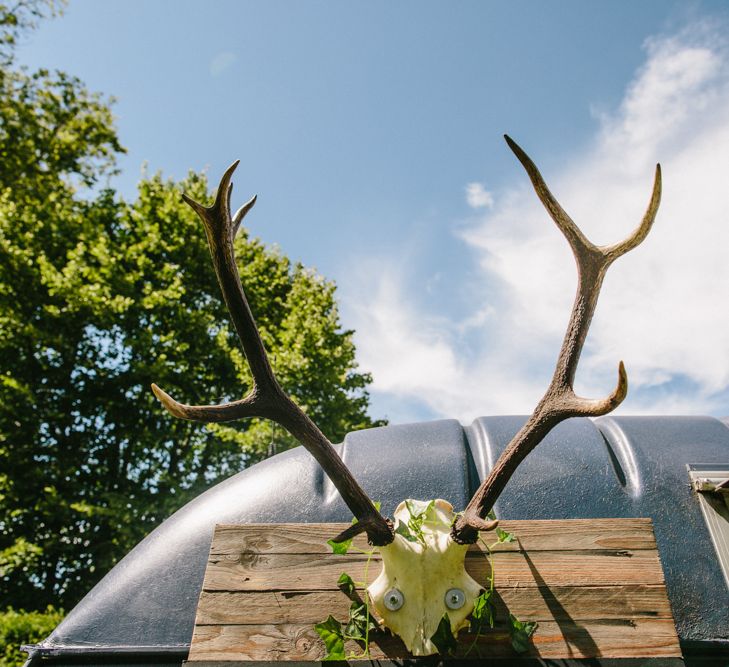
[0,606,63,667]
[0,0,383,614]
[0,1,62,67]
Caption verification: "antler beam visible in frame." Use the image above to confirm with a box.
[452,136,661,544]
[151,162,394,546]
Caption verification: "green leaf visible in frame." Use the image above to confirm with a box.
[408,499,436,523]
[394,519,417,542]
[405,499,429,518]
[470,589,495,630]
[509,613,537,654]
[344,600,378,641]
[314,615,346,661]
[496,527,515,543]
[327,537,352,555]
[430,613,457,655]
[337,572,357,599]
[400,499,435,545]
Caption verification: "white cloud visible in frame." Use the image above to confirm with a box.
[465,182,494,209]
[210,51,237,77]
[347,22,729,422]
[346,262,542,419]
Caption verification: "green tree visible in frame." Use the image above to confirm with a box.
[0,606,63,667]
[0,0,382,619]
[0,1,61,67]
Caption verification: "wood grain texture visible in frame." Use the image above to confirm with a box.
[188,519,680,662]
[202,549,663,592]
[196,585,673,625]
[209,519,656,555]
[190,618,680,661]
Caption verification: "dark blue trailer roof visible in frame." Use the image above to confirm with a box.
[25,415,729,664]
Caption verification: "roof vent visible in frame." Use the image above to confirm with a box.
[689,464,729,592]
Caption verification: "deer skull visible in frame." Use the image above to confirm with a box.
[368,499,482,656]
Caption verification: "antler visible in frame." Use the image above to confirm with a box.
[151,162,394,546]
[452,135,661,544]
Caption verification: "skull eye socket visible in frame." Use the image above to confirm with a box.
[384,588,404,611]
[444,588,466,610]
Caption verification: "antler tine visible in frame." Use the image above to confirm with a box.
[152,163,394,546]
[233,194,258,237]
[605,164,662,262]
[452,137,661,544]
[504,134,594,257]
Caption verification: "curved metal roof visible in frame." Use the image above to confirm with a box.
[27,415,729,663]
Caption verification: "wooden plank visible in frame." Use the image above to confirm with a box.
[210,524,369,556]
[209,519,656,555]
[196,584,674,625]
[188,618,681,661]
[189,519,680,661]
[201,549,664,592]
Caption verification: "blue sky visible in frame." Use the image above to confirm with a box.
[17,1,729,424]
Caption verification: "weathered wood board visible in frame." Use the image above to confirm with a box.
[187,519,681,662]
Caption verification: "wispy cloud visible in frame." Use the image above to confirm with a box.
[465,182,494,209]
[347,21,729,422]
[210,51,237,77]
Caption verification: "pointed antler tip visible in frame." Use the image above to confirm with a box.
[232,194,258,232]
[614,361,628,402]
[473,516,499,532]
[504,135,535,170]
[150,382,187,418]
[150,382,166,401]
[224,160,241,177]
[218,160,240,183]
[181,191,207,216]
[649,165,662,202]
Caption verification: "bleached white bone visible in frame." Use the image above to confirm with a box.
[367,499,482,656]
